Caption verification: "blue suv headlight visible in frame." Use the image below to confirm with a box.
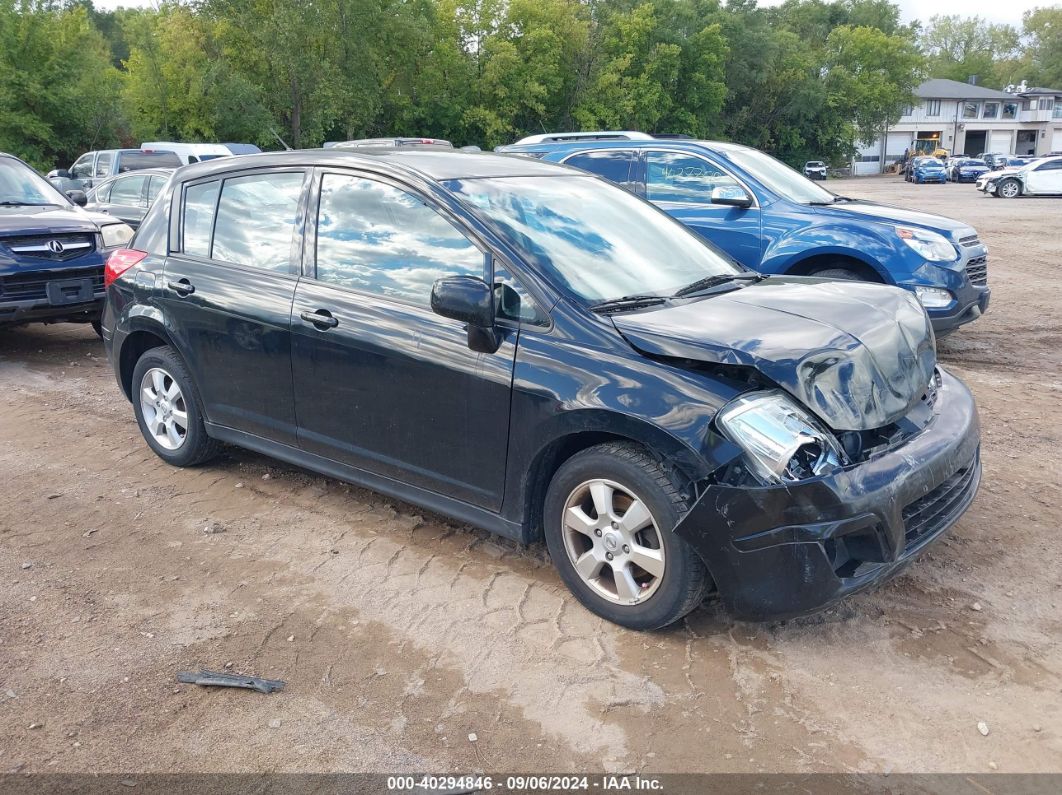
[895,226,957,262]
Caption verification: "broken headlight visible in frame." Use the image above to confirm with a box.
[716,391,845,485]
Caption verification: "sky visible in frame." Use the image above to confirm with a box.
[89,0,1059,27]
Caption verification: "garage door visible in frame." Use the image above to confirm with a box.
[989,131,1012,153]
[1053,129,1062,152]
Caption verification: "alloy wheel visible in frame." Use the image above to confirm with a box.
[561,478,666,605]
[999,180,1020,198]
[140,367,188,450]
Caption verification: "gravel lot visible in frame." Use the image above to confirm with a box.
[1,176,1060,775]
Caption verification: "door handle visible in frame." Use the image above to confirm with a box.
[300,309,339,329]
[167,279,195,296]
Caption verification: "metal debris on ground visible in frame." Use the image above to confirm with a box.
[176,670,285,694]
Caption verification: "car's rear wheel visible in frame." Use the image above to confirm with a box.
[131,346,219,467]
[543,442,711,630]
[998,178,1021,199]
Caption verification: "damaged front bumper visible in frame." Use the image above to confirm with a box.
[676,368,981,621]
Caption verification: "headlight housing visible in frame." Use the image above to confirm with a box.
[895,226,957,262]
[715,391,845,485]
[100,223,134,249]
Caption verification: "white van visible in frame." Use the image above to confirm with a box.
[140,142,233,165]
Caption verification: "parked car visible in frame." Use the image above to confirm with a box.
[141,142,232,165]
[84,168,174,229]
[102,149,982,629]
[907,156,947,184]
[977,155,1062,198]
[1,152,134,334]
[949,158,989,183]
[978,153,1005,170]
[48,149,182,192]
[803,160,827,180]
[501,136,990,335]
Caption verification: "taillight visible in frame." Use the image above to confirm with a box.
[104,248,148,288]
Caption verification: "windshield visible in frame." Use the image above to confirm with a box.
[719,146,834,204]
[445,175,741,304]
[0,157,69,206]
[964,159,986,167]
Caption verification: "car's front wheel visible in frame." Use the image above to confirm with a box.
[544,442,711,630]
[131,346,220,467]
[998,178,1022,199]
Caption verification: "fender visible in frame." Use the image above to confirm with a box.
[762,224,897,282]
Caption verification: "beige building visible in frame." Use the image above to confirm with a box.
[851,78,1062,175]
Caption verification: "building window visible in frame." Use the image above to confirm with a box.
[1043,98,1055,111]
[902,105,914,117]
[963,102,979,119]
[926,100,942,116]
[1003,102,1018,119]
[982,102,999,119]
[1054,104,1062,119]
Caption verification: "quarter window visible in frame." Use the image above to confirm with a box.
[109,174,147,206]
[563,151,636,190]
[182,181,219,257]
[493,263,547,326]
[645,152,739,204]
[147,175,166,203]
[211,172,303,273]
[314,173,485,306]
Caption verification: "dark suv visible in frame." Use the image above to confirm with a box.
[1,153,135,332]
[103,150,981,629]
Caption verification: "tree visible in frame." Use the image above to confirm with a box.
[1022,6,1062,89]
[920,15,1020,88]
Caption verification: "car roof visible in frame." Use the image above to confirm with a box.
[172,149,576,183]
[511,131,655,145]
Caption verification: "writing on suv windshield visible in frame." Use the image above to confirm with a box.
[446,175,740,305]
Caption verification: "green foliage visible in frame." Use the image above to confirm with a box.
[0,0,1048,171]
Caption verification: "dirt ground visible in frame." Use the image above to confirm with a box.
[1,176,1060,776]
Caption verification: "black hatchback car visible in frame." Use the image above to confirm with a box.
[102,150,981,629]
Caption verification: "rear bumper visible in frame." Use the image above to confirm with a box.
[675,369,981,621]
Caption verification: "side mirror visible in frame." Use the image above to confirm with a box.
[66,189,88,207]
[710,185,753,209]
[430,275,499,353]
[48,169,71,179]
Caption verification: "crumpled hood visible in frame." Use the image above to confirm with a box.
[611,278,936,432]
[823,200,970,236]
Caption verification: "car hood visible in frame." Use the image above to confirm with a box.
[820,199,969,235]
[611,278,936,432]
[0,205,106,236]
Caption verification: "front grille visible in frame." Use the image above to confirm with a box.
[902,458,978,549]
[1,233,96,262]
[958,234,980,247]
[966,255,988,286]
[0,266,104,302]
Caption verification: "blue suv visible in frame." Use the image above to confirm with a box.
[498,138,990,334]
[1,153,135,333]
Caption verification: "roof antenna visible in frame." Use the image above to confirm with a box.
[269,128,292,151]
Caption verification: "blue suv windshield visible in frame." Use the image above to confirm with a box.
[0,157,68,207]
[447,175,741,304]
[717,146,835,204]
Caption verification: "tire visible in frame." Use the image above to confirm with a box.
[998,178,1021,199]
[810,267,862,281]
[131,345,220,467]
[543,442,711,630]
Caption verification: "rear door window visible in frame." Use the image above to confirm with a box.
[210,172,304,273]
[109,174,148,206]
[562,151,637,191]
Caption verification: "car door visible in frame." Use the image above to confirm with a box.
[69,153,95,190]
[160,168,309,446]
[642,150,762,267]
[1026,159,1062,194]
[290,169,518,510]
[95,173,149,227]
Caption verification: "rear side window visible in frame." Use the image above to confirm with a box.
[645,151,739,204]
[147,174,167,203]
[563,151,636,190]
[182,181,219,257]
[314,173,484,306]
[211,172,303,273]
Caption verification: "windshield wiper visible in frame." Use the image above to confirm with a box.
[672,272,763,298]
[589,294,668,314]
[0,201,56,207]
